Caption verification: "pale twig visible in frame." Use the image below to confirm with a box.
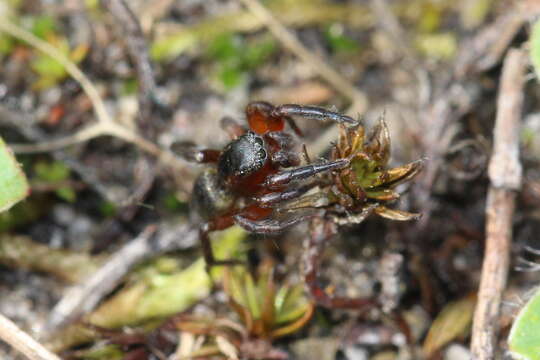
[413,10,524,227]
[0,16,110,126]
[102,0,161,209]
[470,48,526,360]
[238,0,368,115]
[44,223,198,333]
[0,314,61,360]
[0,17,185,172]
[102,0,157,135]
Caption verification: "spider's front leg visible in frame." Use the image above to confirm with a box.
[303,217,375,309]
[264,158,351,188]
[272,104,358,125]
[253,183,316,208]
[233,213,314,234]
[220,116,246,139]
[172,142,221,164]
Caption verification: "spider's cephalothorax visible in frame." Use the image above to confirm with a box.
[180,101,357,267]
[219,132,267,177]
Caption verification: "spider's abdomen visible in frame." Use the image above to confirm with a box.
[191,168,235,221]
[218,131,268,180]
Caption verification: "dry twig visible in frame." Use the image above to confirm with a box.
[470,48,526,360]
[102,0,162,209]
[102,0,157,136]
[0,314,61,360]
[413,10,524,227]
[44,223,198,333]
[238,0,368,115]
[0,18,183,171]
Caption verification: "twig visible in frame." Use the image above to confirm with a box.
[44,223,198,333]
[413,10,524,227]
[0,16,110,126]
[102,0,161,209]
[102,0,157,136]
[369,0,417,63]
[238,0,368,115]
[0,314,61,360]
[470,48,525,360]
[0,17,185,172]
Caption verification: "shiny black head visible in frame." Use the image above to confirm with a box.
[218,131,267,180]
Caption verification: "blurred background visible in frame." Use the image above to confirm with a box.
[1,0,539,359]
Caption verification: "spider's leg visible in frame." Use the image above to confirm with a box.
[271,150,301,168]
[220,116,247,139]
[330,204,378,226]
[171,142,221,163]
[303,218,375,309]
[265,159,350,187]
[272,104,358,125]
[265,132,301,167]
[233,214,313,234]
[200,219,244,272]
[266,131,296,149]
[246,101,285,134]
[254,183,316,207]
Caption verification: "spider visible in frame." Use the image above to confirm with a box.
[179,101,357,268]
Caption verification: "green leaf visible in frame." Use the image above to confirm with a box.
[530,19,540,81]
[324,23,359,53]
[34,160,70,182]
[415,32,457,60]
[0,34,14,55]
[56,187,76,203]
[0,137,29,212]
[242,37,276,69]
[87,226,247,328]
[34,160,75,202]
[206,33,242,62]
[423,294,476,356]
[29,15,57,39]
[508,287,540,359]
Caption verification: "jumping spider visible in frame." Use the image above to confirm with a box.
[179,101,357,268]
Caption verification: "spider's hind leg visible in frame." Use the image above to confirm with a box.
[199,221,245,273]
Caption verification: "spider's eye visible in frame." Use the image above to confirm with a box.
[218,132,267,179]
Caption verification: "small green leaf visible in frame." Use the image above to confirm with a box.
[29,15,57,39]
[0,34,14,55]
[0,137,29,212]
[530,19,540,81]
[78,344,124,360]
[34,160,70,182]
[242,37,276,68]
[509,287,540,359]
[324,23,359,53]
[99,201,117,217]
[423,294,476,356]
[34,160,75,202]
[56,187,76,203]
[415,32,457,60]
